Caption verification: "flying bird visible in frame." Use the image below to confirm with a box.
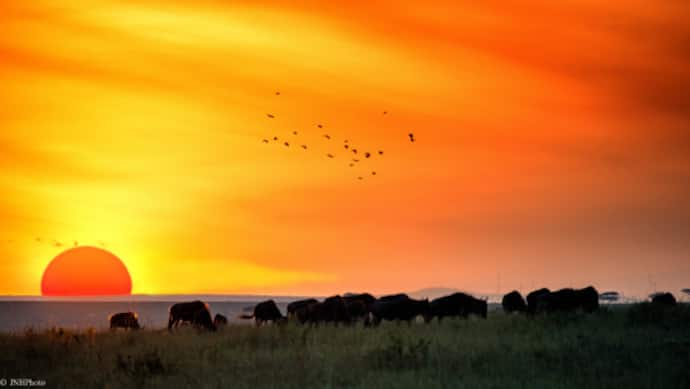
[74,241,78,247]
[35,237,42,243]
[267,113,275,119]
[275,91,281,95]
[357,176,363,180]
[262,139,269,143]
[284,142,290,147]
[53,241,63,247]
[371,171,377,175]
[349,163,354,167]
[364,152,371,158]
[408,133,415,142]
[352,158,359,162]
[378,150,384,155]
[317,124,323,128]
[301,144,308,150]
[352,149,358,154]
[344,144,349,149]
[323,134,331,140]
[383,111,387,115]
[292,130,298,135]
[273,136,279,141]
[326,153,334,158]
[344,139,349,144]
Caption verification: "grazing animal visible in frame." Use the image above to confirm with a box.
[213,314,228,328]
[526,288,551,314]
[302,296,350,325]
[430,292,487,321]
[502,291,527,313]
[287,298,319,322]
[530,287,599,314]
[343,293,376,322]
[109,312,140,330]
[240,300,286,325]
[368,294,431,325]
[168,301,216,331]
[651,292,677,306]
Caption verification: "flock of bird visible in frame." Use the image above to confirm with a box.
[1,237,107,248]
[261,91,415,181]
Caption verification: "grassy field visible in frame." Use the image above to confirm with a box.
[1,304,689,389]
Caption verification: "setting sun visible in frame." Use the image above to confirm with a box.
[41,246,132,296]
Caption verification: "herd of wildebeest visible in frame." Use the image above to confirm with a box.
[108,287,684,331]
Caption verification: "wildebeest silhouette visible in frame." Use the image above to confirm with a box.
[343,293,376,322]
[650,292,677,306]
[302,295,350,325]
[530,287,599,314]
[368,294,431,325]
[430,292,487,321]
[287,298,318,322]
[502,291,527,313]
[109,312,140,330]
[239,300,286,325]
[213,314,228,328]
[168,301,216,331]
[526,288,551,314]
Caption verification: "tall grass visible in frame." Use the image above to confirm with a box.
[1,305,689,388]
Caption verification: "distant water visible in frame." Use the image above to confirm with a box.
[0,299,293,333]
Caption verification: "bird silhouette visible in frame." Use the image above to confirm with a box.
[301,144,308,150]
[327,153,334,158]
[284,142,290,147]
[53,241,63,247]
[344,139,349,143]
[275,91,281,96]
[273,136,279,141]
[349,163,355,167]
[352,158,360,162]
[357,176,363,180]
[35,237,42,243]
[383,111,387,115]
[262,139,269,143]
[317,124,324,128]
[371,171,377,175]
[323,134,331,140]
[293,130,298,135]
[408,133,415,142]
[267,113,275,119]
[378,150,384,155]
[364,152,371,158]
[352,149,358,154]
[344,144,349,149]
[74,241,78,247]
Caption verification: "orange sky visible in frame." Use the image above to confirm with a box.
[1,0,689,297]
